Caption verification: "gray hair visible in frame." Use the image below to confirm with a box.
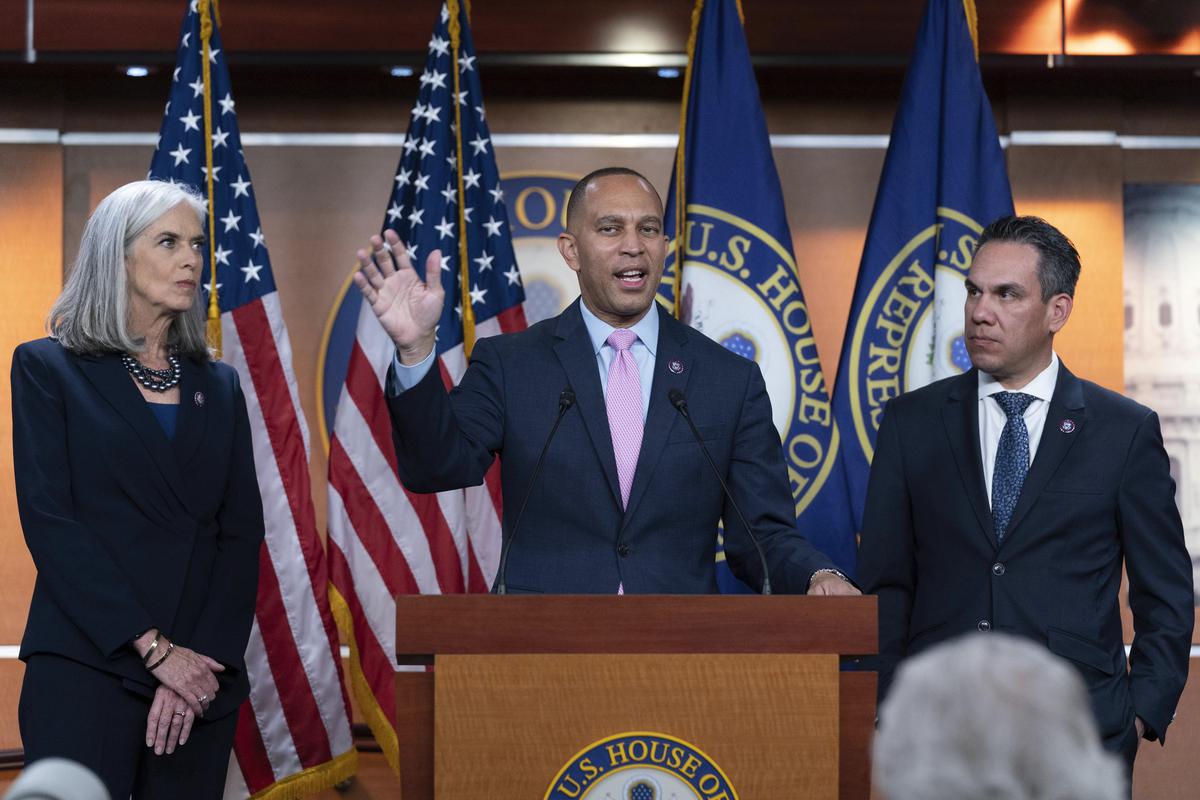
[976,215,1081,301]
[873,633,1126,800]
[49,180,210,359]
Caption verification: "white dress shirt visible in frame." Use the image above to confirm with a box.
[977,352,1060,506]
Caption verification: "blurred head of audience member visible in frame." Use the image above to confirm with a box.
[873,632,1126,800]
[4,758,110,800]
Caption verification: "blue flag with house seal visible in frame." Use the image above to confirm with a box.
[832,0,1014,528]
[660,0,857,583]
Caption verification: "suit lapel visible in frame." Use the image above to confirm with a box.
[74,352,195,512]
[621,307,691,524]
[173,357,209,475]
[553,301,622,508]
[74,352,200,515]
[1002,363,1086,543]
[941,369,997,548]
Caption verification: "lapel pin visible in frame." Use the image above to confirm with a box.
[194,391,205,407]
[668,359,684,375]
[1059,418,1075,434]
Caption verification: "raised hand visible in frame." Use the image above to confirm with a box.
[353,229,444,364]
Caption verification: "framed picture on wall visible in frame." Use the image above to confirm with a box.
[1124,183,1200,604]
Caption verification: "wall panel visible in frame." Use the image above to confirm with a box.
[0,144,63,751]
[0,661,23,750]
[0,77,64,129]
[1133,658,1200,799]
[0,0,23,53]
[1124,151,1200,185]
[780,148,885,383]
[25,0,1054,57]
[0,145,63,646]
[1008,144,1125,392]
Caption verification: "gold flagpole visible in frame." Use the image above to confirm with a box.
[670,0,705,319]
[963,0,980,60]
[447,0,475,357]
[198,0,221,356]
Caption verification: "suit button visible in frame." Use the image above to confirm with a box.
[977,620,991,632]
[992,562,1006,576]
[618,544,631,557]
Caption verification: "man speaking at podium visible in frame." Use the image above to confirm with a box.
[353,167,857,597]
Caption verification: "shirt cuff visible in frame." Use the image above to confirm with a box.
[808,567,853,590]
[387,348,436,397]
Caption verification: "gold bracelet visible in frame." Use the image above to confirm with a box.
[147,641,175,672]
[141,632,163,665]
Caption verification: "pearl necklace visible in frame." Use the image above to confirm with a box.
[121,352,181,392]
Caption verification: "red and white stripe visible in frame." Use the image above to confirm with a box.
[219,293,356,797]
[328,300,524,762]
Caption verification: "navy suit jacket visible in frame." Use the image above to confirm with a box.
[386,300,836,594]
[857,364,1193,743]
[12,338,263,719]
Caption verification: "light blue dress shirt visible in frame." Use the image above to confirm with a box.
[388,301,660,421]
[578,301,657,422]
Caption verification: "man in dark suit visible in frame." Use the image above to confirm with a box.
[857,215,1193,775]
[352,166,857,595]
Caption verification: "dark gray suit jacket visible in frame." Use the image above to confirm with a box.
[858,363,1193,743]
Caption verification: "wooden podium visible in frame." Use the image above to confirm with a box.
[394,595,877,799]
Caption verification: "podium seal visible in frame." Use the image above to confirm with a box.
[545,731,738,799]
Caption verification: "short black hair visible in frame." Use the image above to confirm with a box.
[976,215,1081,301]
[564,167,662,231]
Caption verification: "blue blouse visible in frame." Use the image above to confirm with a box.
[146,402,180,440]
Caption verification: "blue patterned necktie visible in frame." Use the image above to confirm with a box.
[991,391,1036,543]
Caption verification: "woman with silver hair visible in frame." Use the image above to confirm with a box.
[873,632,1127,800]
[11,180,264,799]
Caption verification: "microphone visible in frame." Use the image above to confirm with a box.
[495,387,576,595]
[668,388,772,595]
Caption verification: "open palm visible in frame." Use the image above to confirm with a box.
[354,229,444,362]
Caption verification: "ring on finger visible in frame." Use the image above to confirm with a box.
[174,711,186,718]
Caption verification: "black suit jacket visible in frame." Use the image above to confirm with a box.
[386,300,837,594]
[11,338,264,719]
[858,363,1193,743]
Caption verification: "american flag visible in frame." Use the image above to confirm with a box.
[326,0,526,769]
[148,1,356,796]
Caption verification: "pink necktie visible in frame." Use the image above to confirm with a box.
[606,329,644,510]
